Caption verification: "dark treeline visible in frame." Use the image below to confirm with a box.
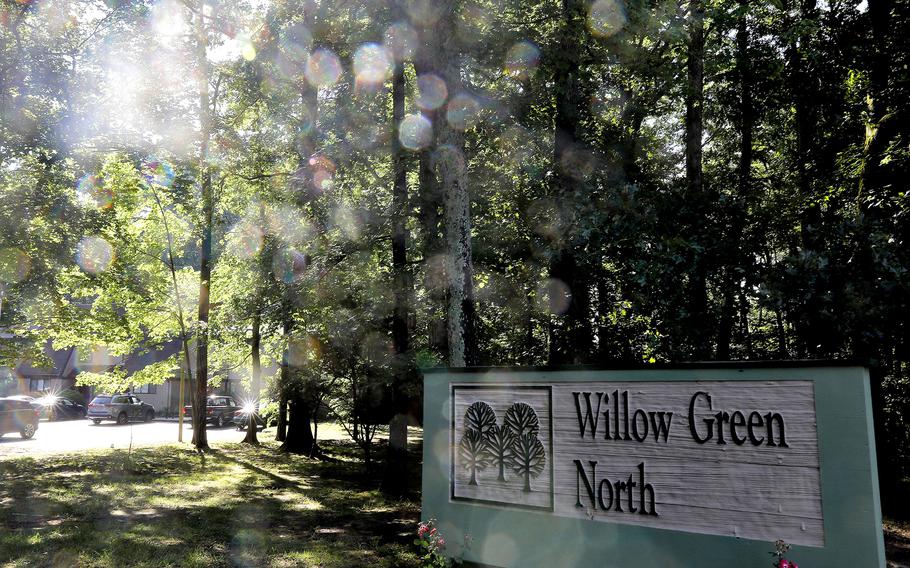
[0,0,908,498]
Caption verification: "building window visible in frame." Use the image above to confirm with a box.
[29,378,48,392]
[133,384,157,394]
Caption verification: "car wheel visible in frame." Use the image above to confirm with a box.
[117,412,128,425]
[145,410,155,422]
[215,415,224,428]
[20,423,36,439]
[92,419,101,425]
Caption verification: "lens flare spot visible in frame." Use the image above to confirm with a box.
[272,248,309,283]
[229,222,264,259]
[416,74,448,111]
[353,43,393,87]
[434,144,466,175]
[76,236,114,274]
[313,169,334,191]
[241,38,257,61]
[446,93,481,131]
[588,0,627,38]
[560,144,597,180]
[404,0,442,26]
[498,125,535,166]
[0,248,30,283]
[309,154,336,192]
[399,114,433,151]
[537,278,571,315]
[151,0,188,42]
[384,21,418,62]
[268,206,313,245]
[143,159,176,187]
[481,532,519,566]
[504,40,540,79]
[288,335,320,366]
[332,205,362,241]
[305,49,342,87]
[76,174,113,209]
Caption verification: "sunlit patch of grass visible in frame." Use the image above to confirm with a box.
[0,439,423,567]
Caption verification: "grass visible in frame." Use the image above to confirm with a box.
[0,435,424,568]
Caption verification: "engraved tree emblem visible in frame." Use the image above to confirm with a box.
[460,401,496,485]
[504,402,546,492]
[503,402,539,437]
[459,429,490,485]
[510,434,546,492]
[464,401,497,436]
[485,424,516,481]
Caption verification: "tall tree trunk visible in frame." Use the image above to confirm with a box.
[436,0,477,367]
[548,0,592,365]
[191,3,213,451]
[414,25,448,363]
[857,0,896,508]
[276,391,288,442]
[242,307,261,445]
[859,0,893,215]
[275,315,292,442]
[282,394,314,454]
[384,57,410,495]
[417,111,448,361]
[243,203,268,445]
[792,0,820,251]
[717,0,752,360]
[685,0,710,360]
[787,0,822,358]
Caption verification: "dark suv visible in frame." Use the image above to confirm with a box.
[88,394,155,424]
[185,396,240,428]
[0,397,40,439]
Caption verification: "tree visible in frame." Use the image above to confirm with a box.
[503,402,539,438]
[384,22,413,493]
[510,433,546,493]
[464,401,497,436]
[436,0,478,368]
[683,0,711,360]
[459,428,490,486]
[486,424,516,482]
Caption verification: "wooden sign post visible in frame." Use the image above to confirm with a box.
[422,363,885,567]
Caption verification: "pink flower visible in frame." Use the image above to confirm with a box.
[779,560,796,568]
[429,527,437,536]
[418,524,428,537]
[437,538,446,549]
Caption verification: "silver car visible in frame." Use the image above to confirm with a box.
[87,394,155,425]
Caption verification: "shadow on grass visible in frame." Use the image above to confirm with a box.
[0,439,423,567]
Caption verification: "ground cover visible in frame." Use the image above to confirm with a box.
[2,432,907,567]
[0,438,423,568]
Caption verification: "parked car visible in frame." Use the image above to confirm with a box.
[87,394,155,424]
[0,397,40,439]
[35,395,87,420]
[185,395,241,428]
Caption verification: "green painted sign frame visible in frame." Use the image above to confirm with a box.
[422,362,885,567]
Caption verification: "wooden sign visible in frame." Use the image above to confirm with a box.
[424,364,885,567]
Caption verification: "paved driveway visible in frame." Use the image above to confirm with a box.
[0,418,264,457]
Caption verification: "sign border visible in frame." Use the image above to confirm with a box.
[422,363,886,568]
